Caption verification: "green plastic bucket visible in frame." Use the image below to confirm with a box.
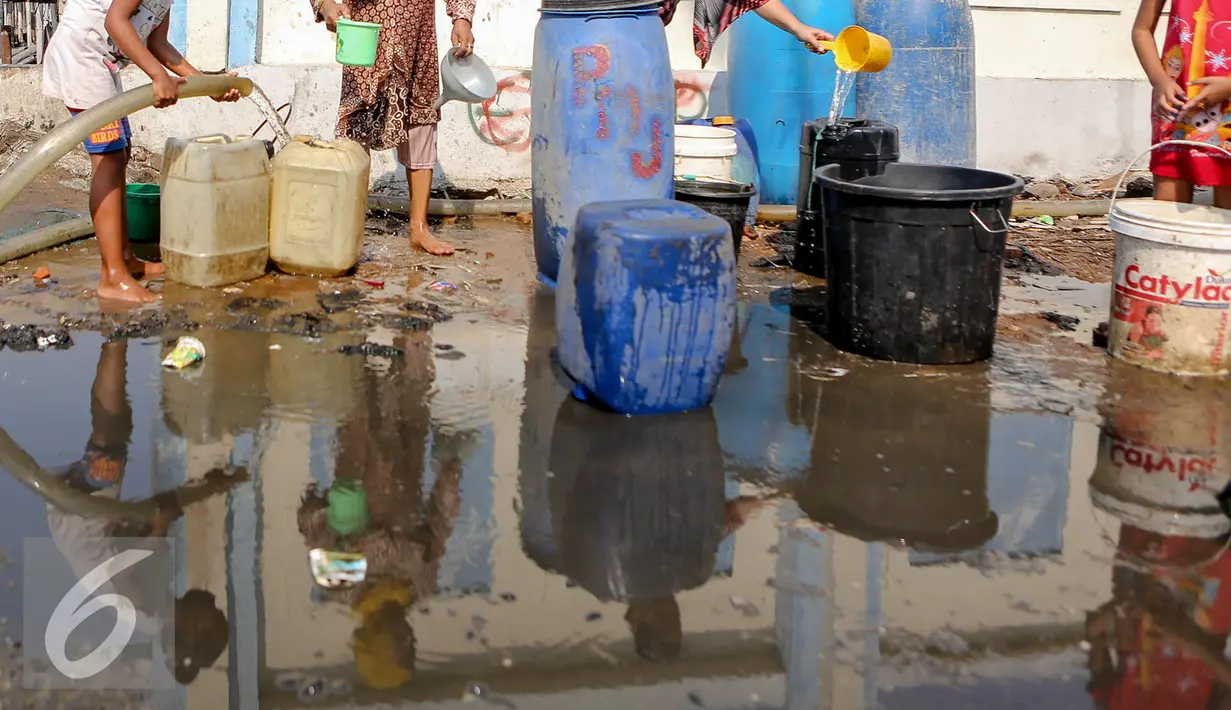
[327,478,370,537]
[126,183,160,244]
[335,19,381,67]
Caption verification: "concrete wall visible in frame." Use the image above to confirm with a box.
[1,0,1156,189]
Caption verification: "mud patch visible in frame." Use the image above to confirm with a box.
[401,300,453,323]
[226,296,288,313]
[274,312,339,339]
[318,290,365,314]
[0,322,73,351]
[104,308,202,340]
[381,315,434,332]
[338,342,404,358]
[1004,246,1063,277]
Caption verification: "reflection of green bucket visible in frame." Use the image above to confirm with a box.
[126,183,160,244]
[327,479,370,536]
[335,19,381,67]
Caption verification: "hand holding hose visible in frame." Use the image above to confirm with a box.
[210,71,243,103]
[153,74,186,109]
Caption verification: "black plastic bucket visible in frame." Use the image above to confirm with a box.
[816,162,1024,364]
[673,178,755,255]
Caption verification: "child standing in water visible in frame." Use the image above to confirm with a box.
[1135,0,1231,208]
[42,0,240,304]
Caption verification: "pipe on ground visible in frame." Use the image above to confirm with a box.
[0,216,93,265]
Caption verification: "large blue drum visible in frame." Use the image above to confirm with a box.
[556,200,737,415]
[531,7,675,284]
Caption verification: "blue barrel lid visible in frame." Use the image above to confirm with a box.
[539,0,659,11]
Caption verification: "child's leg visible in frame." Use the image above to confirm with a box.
[1154,176,1195,203]
[73,111,159,302]
[89,150,158,303]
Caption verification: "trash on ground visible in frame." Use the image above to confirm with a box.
[309,548,367,588]
[430,280,458,292]
[1042,311,1080,332]
[32,266,50,280]
[1093,321,1110,349]
[338,342,404,358]
[161,336,206,369]
[362,279,385,289]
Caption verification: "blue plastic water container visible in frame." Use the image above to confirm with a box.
[728,0,855,206]
[530,7,675,285]
[854,0,975,167]
[682,117,760,226]
[556,199,737,415]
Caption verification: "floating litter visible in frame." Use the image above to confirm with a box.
[309,548,367,588]
[161,336,205,369]
[430,280,458,292]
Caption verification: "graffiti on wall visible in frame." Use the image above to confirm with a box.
[466,69,715,154]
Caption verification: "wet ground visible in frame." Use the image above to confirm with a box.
[0,197,1225,710]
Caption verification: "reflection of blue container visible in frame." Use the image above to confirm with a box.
[556,200,736,415]
[854,0,975,167]
[530,8,675,285]
[681,117,760,226]
[728,0,856,206]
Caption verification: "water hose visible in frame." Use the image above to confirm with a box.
[0,216,93,265]
[0,75,254,216]
[0,425,245,523]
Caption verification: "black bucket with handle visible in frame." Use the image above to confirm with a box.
[815,162,1024,365]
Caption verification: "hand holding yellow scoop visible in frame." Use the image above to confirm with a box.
[814,26,893,73]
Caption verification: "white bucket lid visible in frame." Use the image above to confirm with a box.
[674,124,738,158]
[1110,198,1231,250]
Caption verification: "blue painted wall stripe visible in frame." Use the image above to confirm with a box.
[169,0,188,54]
[227,0,259,67]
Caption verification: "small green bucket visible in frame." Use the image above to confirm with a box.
[335,19,381,67]
[126,183,160,244]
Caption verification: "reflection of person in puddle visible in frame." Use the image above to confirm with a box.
[1128,305,1168,358]
[548,400,778,663]
[1085,524,1231,708]
[297,333,469,689]
[46,340,234,691]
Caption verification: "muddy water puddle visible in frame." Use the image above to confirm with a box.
[0,286,1227,709]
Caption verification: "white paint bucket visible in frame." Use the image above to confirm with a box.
[1108,198,1231,376]
[1088,365,1231,538]
[674,124,737,181]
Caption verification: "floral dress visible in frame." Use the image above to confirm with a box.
[660,0,768,67]
[1151,0,1231,185]
[313,0,475,151]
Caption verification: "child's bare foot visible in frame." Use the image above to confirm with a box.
[410,223,454,256]
[97,271,161,304]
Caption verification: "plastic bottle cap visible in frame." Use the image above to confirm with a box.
[712,116,735,126]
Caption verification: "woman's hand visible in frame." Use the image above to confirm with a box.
[1181,76,1231,118]
[794,25,834,54]
[1153,76,1187,120]
[153,73,185,108]
[321,0,350,31]
[452,19,474,58]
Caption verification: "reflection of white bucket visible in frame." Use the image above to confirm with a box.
[1108,199,1231,376]
[1089,428,1231,538]
[674,124,737,181]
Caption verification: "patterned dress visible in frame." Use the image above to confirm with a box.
[660,0,768,67]
[1151,0,1231,185]
[314,0,475,151]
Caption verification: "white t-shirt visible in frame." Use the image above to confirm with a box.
[43,0,173,109]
